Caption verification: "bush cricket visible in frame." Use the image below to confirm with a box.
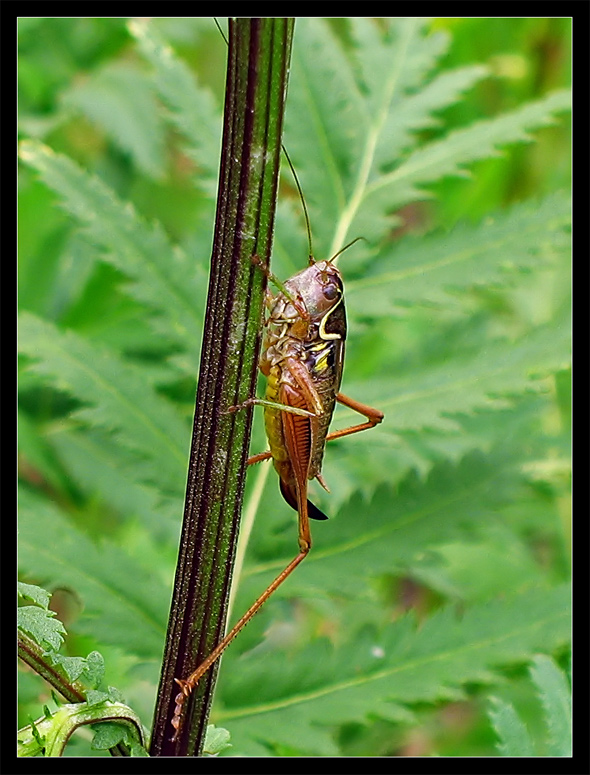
[171,149,384,741]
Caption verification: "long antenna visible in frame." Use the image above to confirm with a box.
[213,17,228,45]
[281,145,314,265]
[328,236,366,264]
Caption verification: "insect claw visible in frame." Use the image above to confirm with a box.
[170,677,193,742]
[224,398,256,415]
[251,253,270,273]
[174,677,191,694]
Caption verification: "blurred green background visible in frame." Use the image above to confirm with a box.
[18,17,571,758]
[18,17,571,309]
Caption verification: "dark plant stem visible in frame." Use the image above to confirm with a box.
[18,633,130,756]
[18,633,87,704]
[150,18,294,757]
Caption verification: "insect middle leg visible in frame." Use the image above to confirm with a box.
[228,396,317,419]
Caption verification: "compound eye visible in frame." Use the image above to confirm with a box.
[321,278,340,301]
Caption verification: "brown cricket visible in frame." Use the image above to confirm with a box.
[171,164,383,743]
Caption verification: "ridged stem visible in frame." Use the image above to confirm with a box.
[149,18,294,757]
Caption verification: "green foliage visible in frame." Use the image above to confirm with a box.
[17,583,148,757]
[18,581,66,651]
[488,655,571,756]
[218,586,570,756]
[18,17,570,757]
[18,701,148,758]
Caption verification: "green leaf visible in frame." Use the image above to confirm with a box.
[47,653,89,682]
[90,721,128,749]
[128,19,222,189]
[529,654,571,756]
[348,192,571,316]
[62,62,167,179]
[18,311,189,494]
[17,605,66,652]
[487,655,571,757]
[409,523,547,602]
[49,427,181,541]
[283,18,571,256]
[18,141,207,357]
[488,696,536,756]
[216,584,570,756]
[18,488,168,659]
[370,88,571,214]
[203,724,232,756]
[240,449,523,604]
[342,304,571,437]
[83,651,106,689]
[18,581,51,609]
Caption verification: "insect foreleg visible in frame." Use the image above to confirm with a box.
[251,253,308,318]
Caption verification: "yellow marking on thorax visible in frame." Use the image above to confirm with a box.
[318,294,343,340]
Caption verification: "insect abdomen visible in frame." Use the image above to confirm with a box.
[263,366,289,464]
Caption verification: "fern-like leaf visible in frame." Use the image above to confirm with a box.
[282,18,571,256]
[49,427,181,540]
[61,62,167,179]
[488,696,536,756]
[360,304,571,434]
[216,584,570,756]
[348,192,571,316]
[19,488,168,658]
[18,141,207,359]
[529,654,572,756]
[18,312,188,494]
[372,87,571,213]
[128,19,222,190]
[238,449,525,605]
[488,655,571,757]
